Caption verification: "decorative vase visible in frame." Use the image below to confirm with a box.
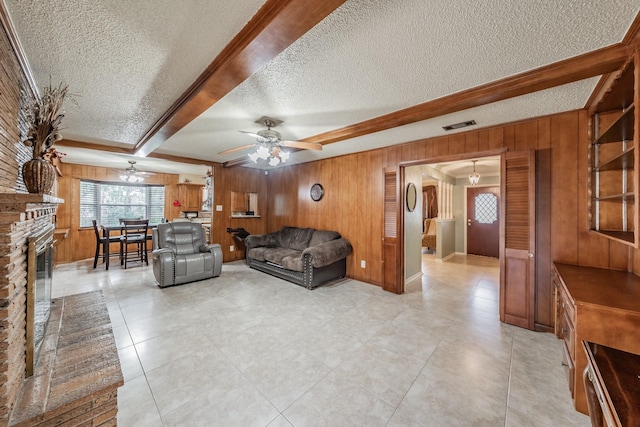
[22,158,56,194]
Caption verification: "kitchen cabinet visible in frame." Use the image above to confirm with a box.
[178,183,203,211]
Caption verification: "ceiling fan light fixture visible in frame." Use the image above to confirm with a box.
[268,156,280,167]
[120,174,144,183]
[247,141,290,167]
[468,160,480,185]
[248,152,259,163]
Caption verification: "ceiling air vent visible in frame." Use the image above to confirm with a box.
[443,120,476,131]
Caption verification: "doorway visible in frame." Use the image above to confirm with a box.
[466,185,500,258]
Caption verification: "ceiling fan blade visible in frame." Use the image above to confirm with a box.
[238,130,263,139]
[218,144,256,155]
[280,140,323,151]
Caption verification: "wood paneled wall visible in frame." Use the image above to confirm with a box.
[267,109,636,288]
[267,151,384,285]
[212,166,269,262]
[53,109,640,285]
[54,163,181,264]
[53,162,271,265]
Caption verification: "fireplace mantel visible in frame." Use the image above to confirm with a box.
[0,193,63,211]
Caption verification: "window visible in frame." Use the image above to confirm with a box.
[474,193,498,224]
[80,180,165,227]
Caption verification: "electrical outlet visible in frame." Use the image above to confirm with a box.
[361,260,366,268]
[216,205,223,211]
[230,245,234,252]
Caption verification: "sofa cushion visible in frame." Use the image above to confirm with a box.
[174,252,212,276]
[309,230,340,247]
[247,247,269,262]
[281,255,304,272]
[157,222,207,255]
[263,247,302,265]
[276,227,315,250]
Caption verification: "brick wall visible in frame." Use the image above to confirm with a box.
[0,16,53,425]
[0,21,31,194]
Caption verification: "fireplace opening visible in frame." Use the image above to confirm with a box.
[26,224,54,376]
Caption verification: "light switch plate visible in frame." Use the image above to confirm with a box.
[216,205,223,211]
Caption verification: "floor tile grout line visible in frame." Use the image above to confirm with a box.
[503,325,517,426]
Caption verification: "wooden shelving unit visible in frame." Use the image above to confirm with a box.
[589,50,639,247]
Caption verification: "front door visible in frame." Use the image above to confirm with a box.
[467,186,500,258]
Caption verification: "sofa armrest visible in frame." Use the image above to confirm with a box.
[200,243,223,277]
[152,247,175,262]
[245,233,278,252]
[199,243,221,253]
[303,238,352,268]
[152,248,176,287]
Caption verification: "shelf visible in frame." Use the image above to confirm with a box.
[590,229,635,245]
[594,57,635,113]
[596,146,635,171]
[230,215,261,218]
[593,104,634,145]
[594,192,635,202]
[590,51,638,249]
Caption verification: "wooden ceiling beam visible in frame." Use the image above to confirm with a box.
[57,139,217,167]
[133,0,347,157]
[300,43,631,146]
[586,11,640,110]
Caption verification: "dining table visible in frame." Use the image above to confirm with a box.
[100,223,158,270]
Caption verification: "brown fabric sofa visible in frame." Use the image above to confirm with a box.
[245,226,352,289]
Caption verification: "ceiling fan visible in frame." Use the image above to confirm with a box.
[119,160,154,182]
[219,117,322,166]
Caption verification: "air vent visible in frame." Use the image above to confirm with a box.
[443,120,477,131]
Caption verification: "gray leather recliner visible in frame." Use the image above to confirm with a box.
[152,222,222,287]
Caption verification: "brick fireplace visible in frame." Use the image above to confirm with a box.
[0,194,124,426]
[0,194,62,421]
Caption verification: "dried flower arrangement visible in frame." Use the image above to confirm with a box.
[22,81,70,159]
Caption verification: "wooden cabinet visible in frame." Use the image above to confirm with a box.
[230,191,259,216]
[589,49,639,246]
[554,269,576,397]
[178,183,203,211]
[552,263,640,415]
[583,342,640,427]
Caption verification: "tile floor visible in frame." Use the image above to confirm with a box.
[52,254,590,427]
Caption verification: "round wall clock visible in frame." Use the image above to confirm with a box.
[310,183,324,201]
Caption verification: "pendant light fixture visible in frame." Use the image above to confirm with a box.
[469,160,480,185]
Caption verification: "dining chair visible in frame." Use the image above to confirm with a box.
[120,219,149,268]
[119,217,141,224]
[92,220,121,269]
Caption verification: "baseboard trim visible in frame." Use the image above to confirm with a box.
[405,271,423,284]
[437,252,456,262]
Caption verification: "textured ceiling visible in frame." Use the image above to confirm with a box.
[4,0,640,173]
[4,0,267,146]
